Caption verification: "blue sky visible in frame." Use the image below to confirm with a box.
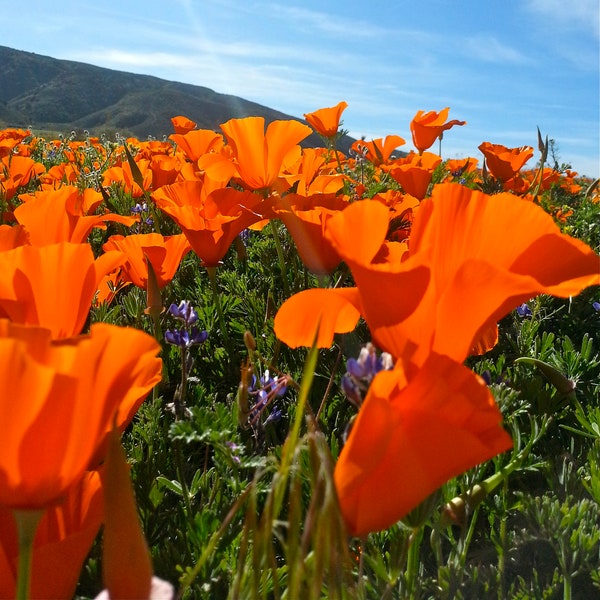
[2,0,599,176]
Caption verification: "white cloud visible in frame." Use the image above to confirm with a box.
[462,35,534,65]
[525,0,600,38]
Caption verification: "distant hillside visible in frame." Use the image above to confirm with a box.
[0,45,357,152]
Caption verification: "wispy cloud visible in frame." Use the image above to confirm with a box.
[525,0,600,37]
[461,35,535,65]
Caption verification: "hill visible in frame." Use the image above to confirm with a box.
[0,45,357,152]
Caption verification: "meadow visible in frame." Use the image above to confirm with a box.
[0,103,599,599]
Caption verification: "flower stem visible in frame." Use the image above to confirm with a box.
[269,220,290,297]
[206,266,231,350]
[13,509,44,600]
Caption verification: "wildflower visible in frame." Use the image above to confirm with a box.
[152,182,268,267]
[341,343,394,408]
[164,328,208,348]
[516,303,533,317]
[410,108,466,154]
[218,116,312,190]
[0,242,126,339]
[103,232,191,290]
[592,301,600,312]
[164,300,207,348]
[0,470,104,599]
[0,319,162,510]
[478,142,534,182]
[304,101,348,139]
[334,354,512,537]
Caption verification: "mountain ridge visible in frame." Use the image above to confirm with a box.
[0,45,358,152]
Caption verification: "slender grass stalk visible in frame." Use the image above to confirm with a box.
[268,220,290,297]
[176,485,252,599]
[403,526,424,598]
[13,509,44,600]
[206,265,232,351]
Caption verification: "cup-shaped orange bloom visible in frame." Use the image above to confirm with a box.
[0,320,161,509]
[410,107,466,153]
[389,152,442,199]
[304,101,348,139]
[219,116,313,190]
[275,183,600,367]
[0,155,45,203]
[0,242,125,339]
[352,135,407,167]
[334,354,512,536]
[273,193,349,275]
[152,180,267,267]
[478,141,534,182]
[14,186,136,245]
[171,115,197,134]
[0,470,104,599]
[170,128,225,164]
[103,232,191,289]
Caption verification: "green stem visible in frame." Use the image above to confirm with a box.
[404,526,424,598]
[14,509,44,600]
[206,266,231,350]
[269,220,290,297]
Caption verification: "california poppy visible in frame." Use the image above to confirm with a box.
[388,152,442,199]
[218,116,313,190]
[170,128,225,163]
[14,186,136,245]
[170,115,197,134]
[275,183,600,368]
[478,141,534,183]
[0,470,104,599]
[0,320,161,510]
[273,193,349,274]
[351,135,406,167]
[304,101,348,139]
[102,232,191,289]
[152,180,267,267]
[410,108,466,154]
[0,242,125,339]
[334,354,512,536]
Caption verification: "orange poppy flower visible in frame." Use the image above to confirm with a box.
[170,128,225,163]
[103,159,153,197]
[152,181,266,267]
[0,128,30,158]
[102,232,191,289]
[275,183,600,367]
[334,354,512,536]
[304,101,348,139]
[478,142,534,182]
[388,152,442,199]
[14,186,137,245]
[0,154,45,202]
[0,320,161,510]
[273,193,349,274]
[171,115,197,134]
[0,242,125,339]
[219,116,313,190]
[410,108,466,154]
[0,469,104,599]
[351,135,406,167]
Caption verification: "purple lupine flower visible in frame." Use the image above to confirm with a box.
[516,303,533,318]
[168,300,199,327]
[341,343,394,408]
[593,301,600,312]
[165,327,207,348]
